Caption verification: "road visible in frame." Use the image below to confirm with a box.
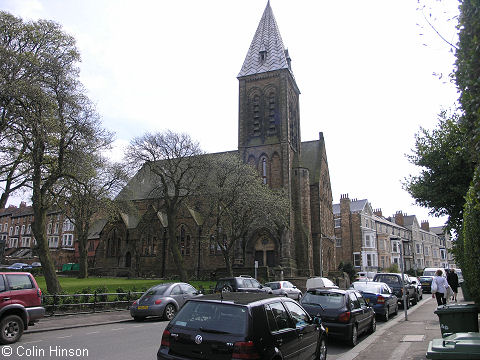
[1,300,423,360]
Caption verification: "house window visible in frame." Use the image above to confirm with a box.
[48,236,59,248]
[364,234,374,248]
[335,237,342,247]
[392,241,400,253]
[366,253,376,267]
[353,253,361,267]
[14,226,19,235]
[54,222,59,234]
[47,223,52,235]
[0,223,2,232]
[178,226,191,256]
[27,224,31,234]
[21,237,31,248]
[9,227,13,236]
[334,218,341,228]
[21,225,25,234]
[62,234,73,247]
[63,219,74,232]
[4,223,7,232]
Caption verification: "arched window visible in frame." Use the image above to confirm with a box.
[262,157,267,184]
[178,226,191,256]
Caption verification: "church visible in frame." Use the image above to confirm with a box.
[94,1,336,280]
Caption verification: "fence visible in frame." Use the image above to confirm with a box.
[42,291,144,317]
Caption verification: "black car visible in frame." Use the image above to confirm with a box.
[300,288,376,346]
[157,293,328,360]
[373,273,416,308]
[214,275,272,294]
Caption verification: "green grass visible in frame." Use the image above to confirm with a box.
[35,276,215,294]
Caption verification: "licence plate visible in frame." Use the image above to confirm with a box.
[422,283,429,286]
[137,306,149,310]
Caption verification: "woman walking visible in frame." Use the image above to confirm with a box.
[447,269,459,302]
[432,269,450,306]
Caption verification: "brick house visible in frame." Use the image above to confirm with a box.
[94,2,336,279]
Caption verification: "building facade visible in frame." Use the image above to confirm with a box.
[94,2,336,279]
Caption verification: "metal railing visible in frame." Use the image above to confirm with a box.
[42,291,144,317]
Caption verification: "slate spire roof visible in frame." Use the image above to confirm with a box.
[238,1,292,78]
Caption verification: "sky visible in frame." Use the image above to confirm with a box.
[1,0,461,227]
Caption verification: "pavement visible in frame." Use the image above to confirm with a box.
[24,289,479,360]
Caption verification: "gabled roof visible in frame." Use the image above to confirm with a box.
[238,1,291,78]
[333,199,369,215]
[87,219,108,240]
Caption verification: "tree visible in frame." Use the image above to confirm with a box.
[55,155,128,278]
[202,153,289,276]
[124,130,204,282]
[404,111,475,230]
[0,12,112,293]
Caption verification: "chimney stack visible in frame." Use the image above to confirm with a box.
[421,220,430,231]
[394,211,404,226]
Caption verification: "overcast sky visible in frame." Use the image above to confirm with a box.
[1,0,460,227]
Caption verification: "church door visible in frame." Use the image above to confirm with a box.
[254,235,276,267]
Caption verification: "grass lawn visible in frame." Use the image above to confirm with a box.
[35,276,216,294]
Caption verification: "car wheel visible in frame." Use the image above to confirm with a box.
[133,316,145,322]
[412,295,417,305]
[383,308,389,321]
[349,325,358,347]
[369,315,376,334]
[164,304,177,321]
[0,315,24,345]
[316,336,327,360]
[222,285,233,293]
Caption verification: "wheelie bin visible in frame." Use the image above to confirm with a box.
[434,304,479,337]
[426,332,480,359]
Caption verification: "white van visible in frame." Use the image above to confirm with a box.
[305,277,338,290]
[423,268,445,277]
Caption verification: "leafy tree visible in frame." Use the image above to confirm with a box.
[0,12,111,293]
[202,153,289,276]
[124,131,204,282]
[404,111,475,230]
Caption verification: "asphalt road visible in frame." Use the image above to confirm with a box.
[0,304,414,360]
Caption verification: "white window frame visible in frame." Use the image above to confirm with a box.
[353,252,361,268]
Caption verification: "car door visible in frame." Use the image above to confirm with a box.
[382,285,395,313]
[180,284,198,303]
[265,301,301,360]
[284,301,318,360]
[349,292,367,333]
[0,274,11,308]
[355,291,373,331]
[250,278,263,293]
[170,284,186,308]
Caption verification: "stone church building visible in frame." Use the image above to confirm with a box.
[94,2,336,279]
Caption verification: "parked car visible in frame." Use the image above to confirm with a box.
[300,288,376,346]
[157,292,328,360]
[423,267,445,277]
[419,276,434,293]
[409,276,423,302]
[31,262,42,268]
[7,263,32,270]
[355,271,376,281]
[350,281,398,321]
[130,282,201,322]
[373,273,416,308]
[264,280,302,300]
[214,275,272,294]
[0,272,45,344]
[305,276,338,290]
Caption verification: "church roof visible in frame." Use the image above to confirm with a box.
[238,1,292,78]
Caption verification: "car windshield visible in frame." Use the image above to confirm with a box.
[144,285,169,296]
[302,291,345,309]
[265,282,280,290]
[423,270,436,276]
[419,276,433,282]
[375,275,400,285]
[173,301,248,335]
[352,282,382,293]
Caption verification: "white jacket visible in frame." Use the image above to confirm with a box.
[433,276,449,294]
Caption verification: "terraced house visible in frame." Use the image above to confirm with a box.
[93,2,336,279]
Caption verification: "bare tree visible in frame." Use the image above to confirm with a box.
[202,153,289,276]
[124,130,204,281]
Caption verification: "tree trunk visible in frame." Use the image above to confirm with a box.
[77,231,88,279]
[32,205,61,294]
[167,212,188,281]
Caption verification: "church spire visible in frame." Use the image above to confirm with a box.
[238,1,291,78]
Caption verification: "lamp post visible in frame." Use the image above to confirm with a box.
[397,237,408,321]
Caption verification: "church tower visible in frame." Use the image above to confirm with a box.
[238,1,313,276]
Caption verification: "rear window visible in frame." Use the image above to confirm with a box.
[265,282,280,290]
[302,291,345,309]
[144,285,168,296]
[6,274,33,290]
[352,282,382,293]
[375,275,400,285]
[423,270,437,276]
[419,276,433,282]
[173,301,248,335]
[215,279,235,291]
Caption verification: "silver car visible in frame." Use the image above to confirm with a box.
[264,281,302,300]
[130,282,201,321]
